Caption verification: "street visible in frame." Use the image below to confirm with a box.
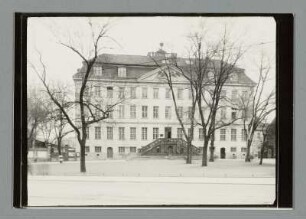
[28,176,275,206]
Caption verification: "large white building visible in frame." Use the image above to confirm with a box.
[73,48,262,160]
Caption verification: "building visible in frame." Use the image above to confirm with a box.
[73,47,261,160]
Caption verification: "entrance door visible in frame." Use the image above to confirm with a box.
[165,127,172,139]
[220,148,226,159]
[107,147,113,158]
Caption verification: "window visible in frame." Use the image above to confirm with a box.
[142,127,148,140]
[177,128,183,139]
[188,89,192,99]
[130,87,136,99]
[119,127,125,140]
[241,129,247,141]
[208,71,214,80]
[188,128,193,138]
[188,106,192,119]
[130,127,136,140]
[178,106,183,119]
[199,128,204,141]
[107,87,113,98]
[95,146,102,153]
[107,127,113,140]
[118,67,126,77]
[231,108,237,120]
[153,88,159,99]
[119,105,125,119]
[142,106,148,118]
[85,146,90,152]
[231,129,237,141]
[86,127,89,139]
[119,147,125,154]
[95,127,101,140]
[130,147,136,153]
[142,87,148,99]
[130,105,136,119]
[165,106,171,119]
[119,87,125,99]
[153,106,159,119]
[166,88,171,99]
[153,128,159,140]
[93,66,102,76]
[257,132,261,139]
[177,88,183,99]
[230,147,237,152]
[95,104,101,117]
[94,86,100,96]
[84,87,89,96]
[241,147,247,152]
[221,108,227,119]
[242,90,248,99]
[231,90,238,101]
[230,73,238,82]
[220,129,226,141]
[221,90,227,99]
[107,105,113,119]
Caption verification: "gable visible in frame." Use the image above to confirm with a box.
[137,66,188,83]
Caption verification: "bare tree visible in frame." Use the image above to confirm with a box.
[152,52,198,164]
[27,89,52,152]
[238,55,275,162]
[46,84,74,156]
[30,19,121,172]
[191,29,245,167]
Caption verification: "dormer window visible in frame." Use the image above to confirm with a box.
[93,66,102,76]
[208,71,214,80]
[118,67,127,77]
[230,73,238,82]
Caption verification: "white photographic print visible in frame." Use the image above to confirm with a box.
[27,16,276,206]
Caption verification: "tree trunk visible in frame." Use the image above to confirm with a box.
[202,140,209,166]
[80,140,86,173]
[209,132,215,162]
[57,137,62,155]
[186,140,192,164]
[259,142,265,165]
[245,139,252,162]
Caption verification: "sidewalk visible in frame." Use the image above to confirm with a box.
[29,175,275,185]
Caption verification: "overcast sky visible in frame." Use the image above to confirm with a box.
[27,16,276,92]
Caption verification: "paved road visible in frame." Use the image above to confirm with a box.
[28,176,275,206]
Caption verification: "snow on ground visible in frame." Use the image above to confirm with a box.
[27,159,276,206]
[29,158,276,178]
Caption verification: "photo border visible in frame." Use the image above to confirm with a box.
[14,13,293,208]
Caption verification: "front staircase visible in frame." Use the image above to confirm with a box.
[140,138,199,156]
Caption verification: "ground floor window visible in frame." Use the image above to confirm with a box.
[153,127,159,140]
[142,127,148,140]
[241,147,247,152]
[130,147,136,153]
[119,147,125,154]
[230,147,236,152]
[85,146,90,152]
[95,146,101,153]
[177,128,183,139]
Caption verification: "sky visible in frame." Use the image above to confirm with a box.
[27,16,276,89]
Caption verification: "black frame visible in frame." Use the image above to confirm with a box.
[14,13,293,208]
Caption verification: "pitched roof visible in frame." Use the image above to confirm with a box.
[96,53,158,66]
[73,53,256,85]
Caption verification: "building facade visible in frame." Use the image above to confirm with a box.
[73,49,262,160]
